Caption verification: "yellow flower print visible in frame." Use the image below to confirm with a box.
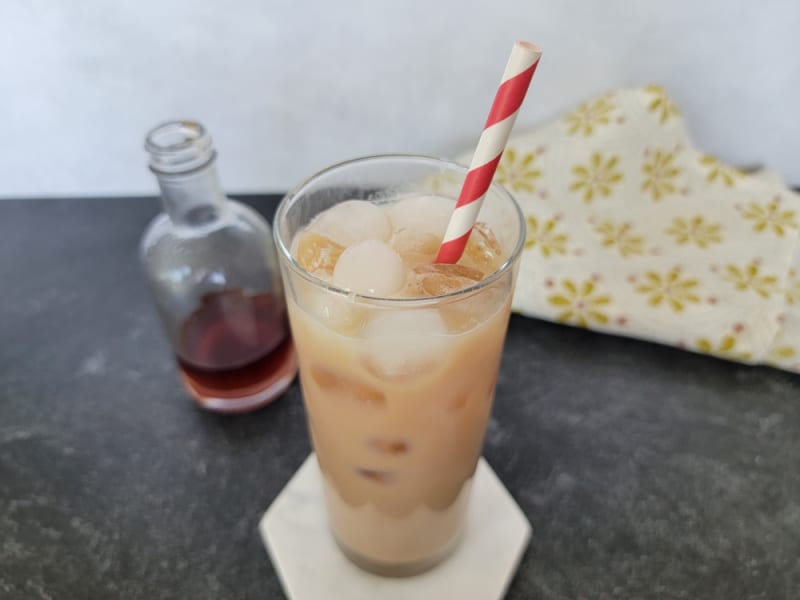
[548,279,611,328]
[642,150,681,201]
[766,328,798,365]
[593,221,644,258]
[664,216,723,248]
[525,215,568,257]
[496,148,542,193]
[563,97,615,136]
[695,334,752,361]
[570,153,624,203]
[699,154,743,187]
[634,268,701,312]
[769,345,797,361]
[722,261,778,298]
[740,199,798,237]
[786,269,800,306]
[644,84,680,123]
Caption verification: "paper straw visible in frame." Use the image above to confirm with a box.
[436,41,542,264]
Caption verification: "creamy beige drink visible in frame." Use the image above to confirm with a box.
[274,156,524,576]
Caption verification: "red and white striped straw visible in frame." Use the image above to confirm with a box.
[436,41,542,264]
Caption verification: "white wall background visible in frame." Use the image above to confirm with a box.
[1,0,798,198]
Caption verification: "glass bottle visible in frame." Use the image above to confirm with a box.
[140,120,296,413]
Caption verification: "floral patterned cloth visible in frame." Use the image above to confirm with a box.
[458,85,800,372]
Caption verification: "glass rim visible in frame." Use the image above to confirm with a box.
[273,153,526,307]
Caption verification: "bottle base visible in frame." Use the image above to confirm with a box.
[181,340,298,413]
[333,530,462,578]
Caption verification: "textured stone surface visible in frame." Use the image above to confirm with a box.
[1,196,799,599]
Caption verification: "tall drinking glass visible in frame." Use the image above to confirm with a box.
[274,155,524,576]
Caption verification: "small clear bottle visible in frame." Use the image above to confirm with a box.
[140,120,296,413]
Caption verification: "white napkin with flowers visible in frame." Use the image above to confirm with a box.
[457,85,800,372]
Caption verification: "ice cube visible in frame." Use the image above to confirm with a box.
[391,230,440,268]
[310,365,386,407]
[355,468,395,483]
[388,195,456,239]
[304,288,366,336]
[413,263,484,297]
[313,200,391,246]
[333,240,406,296]
[367,438,410,454]
[294,232,344,276]
[439,278,510,333]
[362,309,449,379]
[460,222,505,273]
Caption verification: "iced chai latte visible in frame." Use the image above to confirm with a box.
[274,156,524,576]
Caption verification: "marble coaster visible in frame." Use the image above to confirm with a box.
[259,454,531,600]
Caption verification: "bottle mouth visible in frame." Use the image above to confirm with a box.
[145,120,216,174]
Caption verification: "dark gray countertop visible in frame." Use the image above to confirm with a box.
[1,196,799,600]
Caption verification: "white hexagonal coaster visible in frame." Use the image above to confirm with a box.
[259,454,531,600]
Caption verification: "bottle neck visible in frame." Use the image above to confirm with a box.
[155,159,228,227]
[145,120,228,227]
